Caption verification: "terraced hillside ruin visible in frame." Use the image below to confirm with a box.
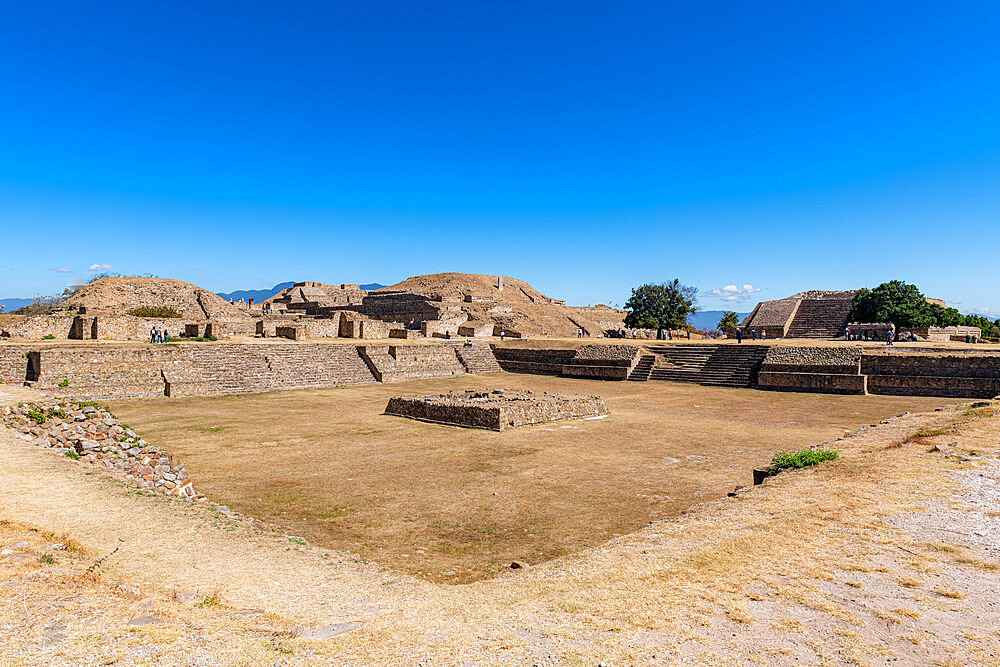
[368,273,627,338]
[59,277,251,320]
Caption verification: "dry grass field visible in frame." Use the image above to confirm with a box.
[109,374,950,584]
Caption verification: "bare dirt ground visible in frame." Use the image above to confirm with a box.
[106,375,948,584]
[2,382,1000,665]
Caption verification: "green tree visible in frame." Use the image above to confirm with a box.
[849,281,936,329]
[623,280,698,331]
[718,311,740,330]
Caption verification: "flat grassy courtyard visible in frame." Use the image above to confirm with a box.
[108,374,951,583]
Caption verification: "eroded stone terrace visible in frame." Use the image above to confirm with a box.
[384,388,607,430]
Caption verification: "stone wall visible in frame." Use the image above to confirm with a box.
[741,298,799,335]
[16,343,380,400]
[0,315,77,340]
[385,389,607,431]
[867,375,1000,398]
[490,347,577,375]
[760,346,863,374]
[757,371,868,395]
[457,320,494,337]
[421,317,467,337]
[359,345,466,382]
[911,326,982,342]
[0,346,32,383]
[861,353,1000,379]
[561,344,640,380]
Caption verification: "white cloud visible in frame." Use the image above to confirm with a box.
[88,263,111,271]
[971,307,1000,319]
[706,284,762,302]
[47,267,72,273]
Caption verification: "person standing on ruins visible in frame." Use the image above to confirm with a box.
[887,329,894,346]
[737,327,743,343]
[150,326,156,343]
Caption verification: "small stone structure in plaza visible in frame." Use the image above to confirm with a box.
[384,389,608,430]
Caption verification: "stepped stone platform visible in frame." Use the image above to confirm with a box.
[384,389,607,431]
[741,290,857,339]
[491,341,1000,398]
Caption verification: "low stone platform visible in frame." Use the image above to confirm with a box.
[384,389,607,430]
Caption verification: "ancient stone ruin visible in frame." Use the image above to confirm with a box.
[740,290,859,339]
[384,389,608,430]
[1,401,198,499]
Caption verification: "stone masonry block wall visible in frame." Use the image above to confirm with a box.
[90,316,201,341]
[757,371,867,395]
[743,298,798,331]
[385,390,607,430]
[0,315,77,340]
[490,346,577,375]
[761,346,863,374]
[26,342,380,400]
[0,346,34,383]
[562,344,640,380]
[861,354,1000,379]
[867,375,1000,398]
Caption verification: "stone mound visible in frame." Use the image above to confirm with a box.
[59,277,249,320]
[378,273,559,305]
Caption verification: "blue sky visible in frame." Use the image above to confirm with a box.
[2,1,999,315]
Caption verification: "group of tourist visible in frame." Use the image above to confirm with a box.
[149,326,170,343]
[845,327,894,345]
[261,301,273,314]
[734,328,766,343]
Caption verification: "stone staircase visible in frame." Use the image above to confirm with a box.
[455,344,502,374]
[626,354,655,381]
[785,298,853,339]
[645,345,769,388]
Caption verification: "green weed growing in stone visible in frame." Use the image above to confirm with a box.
[768,448,838,474]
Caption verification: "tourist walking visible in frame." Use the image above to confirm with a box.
[687,329,691,340]
[761,330,767,341]
[751,329,756,340]
[150,327,156,343]
[500,330,505,341]
[887,330,894,346]
[736,328,743,343]
[845,326,851,341]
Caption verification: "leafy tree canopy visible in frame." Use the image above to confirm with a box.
[623,279,697,330]
[718,311,740,330]
[850,280,995,331]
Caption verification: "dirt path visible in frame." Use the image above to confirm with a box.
[2,383,1000,664]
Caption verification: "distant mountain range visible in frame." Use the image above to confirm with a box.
[0,298,33,313]
[214,282,385,303]
[688,310,751,332]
